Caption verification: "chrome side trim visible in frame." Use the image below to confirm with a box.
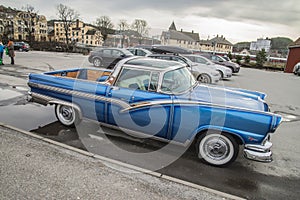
[31,92,83,119]
[28,82,131,110]
[29,82,279,117]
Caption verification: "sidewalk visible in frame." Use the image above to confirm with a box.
[0,125,235,200]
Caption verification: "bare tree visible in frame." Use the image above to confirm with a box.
[131,19,149,44]
[21,4,38,44]
[95,16,114,45]
[56,4,79,50]
[117,19,129,48]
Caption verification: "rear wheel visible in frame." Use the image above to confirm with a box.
[198,74,211,84]
[196,132,239,167]
[93,58,102,67]
[55,104,80,127]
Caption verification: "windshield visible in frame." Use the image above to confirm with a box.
[161,67,196,93]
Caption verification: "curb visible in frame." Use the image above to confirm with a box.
[0,122,245,200]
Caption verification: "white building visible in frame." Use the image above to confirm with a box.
[250,38,271,52]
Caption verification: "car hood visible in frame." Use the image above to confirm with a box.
[175,84,267,112]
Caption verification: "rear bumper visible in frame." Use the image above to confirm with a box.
[243,140,272,162]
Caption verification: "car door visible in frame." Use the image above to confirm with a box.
[109,49,125,67]
[106,67,172,139]
[101,49,113,67]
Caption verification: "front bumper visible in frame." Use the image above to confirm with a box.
[243,140,272,162]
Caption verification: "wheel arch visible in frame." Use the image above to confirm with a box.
[197,73,212,83]
[49,100,83,120]
[191,126,245,146]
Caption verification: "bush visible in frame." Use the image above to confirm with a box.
[244,55,250,64]
[256,49,267,67]
[235,55,242,65]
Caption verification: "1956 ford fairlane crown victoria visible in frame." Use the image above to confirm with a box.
[28,57,282,167]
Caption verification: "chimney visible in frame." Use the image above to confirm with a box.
[76,19,79,28]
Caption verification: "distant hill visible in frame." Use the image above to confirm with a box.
[233,37,293,56]
[270,37,293,50]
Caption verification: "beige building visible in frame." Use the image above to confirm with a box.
[200,35,233,53]
[13,11,48,41]
[161,22,200,49]
[161,22,233,53]
[53,20,103,46]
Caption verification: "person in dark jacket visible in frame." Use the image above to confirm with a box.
[7,39,15,65]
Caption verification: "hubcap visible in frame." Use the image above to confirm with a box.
[199,74,210,83]
[205,138,228,160]
[94,59,100,66]
[57,105,75,125]
[199,134,234,165]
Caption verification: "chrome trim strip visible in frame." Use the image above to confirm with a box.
[31,92,83,119]
[28,82,131,110]
[29,82,279,116]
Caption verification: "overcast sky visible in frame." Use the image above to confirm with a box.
[2,0,299,43]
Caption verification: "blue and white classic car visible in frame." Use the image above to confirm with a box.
[28,57,282,167]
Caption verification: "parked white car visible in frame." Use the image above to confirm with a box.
[185,54,232,79]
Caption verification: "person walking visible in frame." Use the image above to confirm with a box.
[7,39,15,65]
[0,41,4,65]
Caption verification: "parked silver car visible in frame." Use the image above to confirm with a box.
[147,54,221,84]
[185,54,232,79]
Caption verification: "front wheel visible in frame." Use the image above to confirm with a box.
[55,104,80,127]
[197,74,212,84]
[196,132,239,167]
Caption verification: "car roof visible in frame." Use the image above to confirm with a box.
[125,57,183,69]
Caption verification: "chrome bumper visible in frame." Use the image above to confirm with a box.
[244,141,273,162]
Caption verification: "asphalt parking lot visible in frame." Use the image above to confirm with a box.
[0,51,299,199]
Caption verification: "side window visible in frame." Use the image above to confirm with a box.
[103,49,111,56]
[195,57,206,64]
[149,72,159,92]
[158,56,171,61]
[112,50,122,57]
[172,57,186,65]
[115,68,151,91]
[137,50,146,56]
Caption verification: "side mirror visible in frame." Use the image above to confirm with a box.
[120,54,126,57]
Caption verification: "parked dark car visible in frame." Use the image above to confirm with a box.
[88,48,133,68]
[201,53,240,73]
[14,42,30,52]
[126,48,152,56]
[151,45,193,54]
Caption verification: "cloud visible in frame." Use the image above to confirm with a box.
[1,0,299,42]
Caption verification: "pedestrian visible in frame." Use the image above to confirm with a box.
[7,39,15,65]
[0,41,4,65]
